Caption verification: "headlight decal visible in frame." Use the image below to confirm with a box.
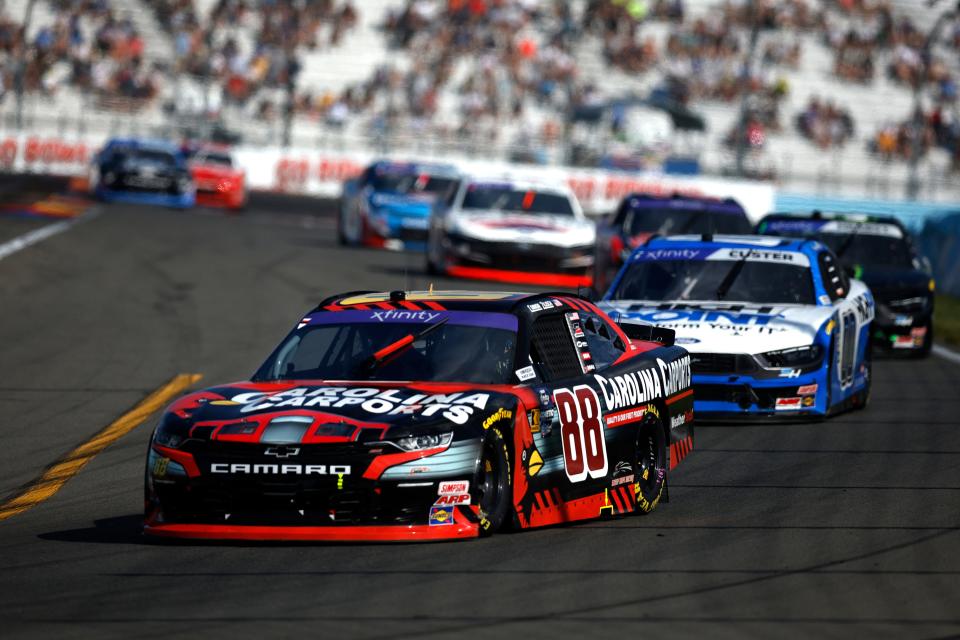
[758,344,825,369]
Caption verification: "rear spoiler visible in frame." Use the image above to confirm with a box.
[619,321,676,347]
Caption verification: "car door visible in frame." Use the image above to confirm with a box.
[818,249,871,397]
[527,310,623,499]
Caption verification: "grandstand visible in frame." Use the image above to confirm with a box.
[1,0,958,202]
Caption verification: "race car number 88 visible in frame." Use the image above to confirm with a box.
[554,386,608,483]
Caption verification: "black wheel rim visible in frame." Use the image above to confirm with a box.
[636,419,663,497]
[477,439,505,516]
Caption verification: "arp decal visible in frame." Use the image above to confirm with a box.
[553,385,608,483]
[775,397,802,411]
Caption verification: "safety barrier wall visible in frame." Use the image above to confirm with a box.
[0,132,775,220]
[5,130,959,294]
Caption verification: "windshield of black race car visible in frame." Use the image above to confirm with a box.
[255,311,519,385]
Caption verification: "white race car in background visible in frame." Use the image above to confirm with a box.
[426,176,596,287]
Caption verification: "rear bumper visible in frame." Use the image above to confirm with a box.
[443,234,593,280]
[143,519,479,542]
[872,318,932,353]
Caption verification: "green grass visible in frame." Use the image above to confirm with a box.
[934,294,960,350]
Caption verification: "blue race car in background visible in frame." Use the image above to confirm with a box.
[338,161,460,251]
[599,235,874,420]
[90,138,195,208]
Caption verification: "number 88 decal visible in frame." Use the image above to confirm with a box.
[554,385,608,483]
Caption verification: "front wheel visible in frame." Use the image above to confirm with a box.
[854,335,872,409]
[474,426,511,536]
[425,229,444,276]
[635,413,667,514]
[338,199,362,246]
[917,323,934,358]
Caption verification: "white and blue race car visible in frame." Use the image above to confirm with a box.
[599,235,874,420]
[338,161,460,251]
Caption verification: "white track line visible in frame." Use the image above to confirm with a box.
[932,343,960,365]
[0,213,92,262]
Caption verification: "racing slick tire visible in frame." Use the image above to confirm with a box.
[475,426,512,536]
[634,412,667,514]
[338,200,363,246]
[425,253,441,276]
[425,231,444,276]
[337,200,349,245]
[824,336,838,418]
[916,324,933,359]
[854,337,873,409]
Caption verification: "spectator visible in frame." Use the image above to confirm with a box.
[796,96,855,148]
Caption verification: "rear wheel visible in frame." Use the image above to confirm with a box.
[475,427,511,536]
[854,335,872,409]
[337,200,348,245]
[917,323,934,358]
[425,229,444,275]
[339,200,362,246]
[635,413,667,514]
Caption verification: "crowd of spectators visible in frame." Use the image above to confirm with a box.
[0,0,163,108]
[146,0,358,109]
[306,1,585,147]
[872,106,960,167]
[3,0,960,174]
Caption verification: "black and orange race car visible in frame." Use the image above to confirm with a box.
[144,290,694,542]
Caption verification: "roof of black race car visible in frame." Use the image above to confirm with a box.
[318,290,591,314]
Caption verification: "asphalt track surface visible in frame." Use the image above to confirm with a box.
[1,187,959,639]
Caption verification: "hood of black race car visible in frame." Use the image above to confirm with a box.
[858,266,932,302]
[168,380,518,434]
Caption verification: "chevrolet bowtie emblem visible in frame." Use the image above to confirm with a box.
[264,446,301,458]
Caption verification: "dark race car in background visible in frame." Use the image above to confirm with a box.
[600,235,874,420]
[593,194,752,293]
[89,138,195,208]
[144,290,694,542]
[427,176,596,287]
[339,161,460,251]
[758,213,934,356]
[184,144,246,211]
